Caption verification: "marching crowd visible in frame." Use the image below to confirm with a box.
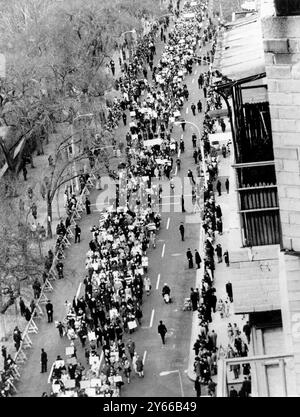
[44,0,221,397]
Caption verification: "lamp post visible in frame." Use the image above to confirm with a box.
[159,370,184,397]
[174,119,207,187]
[71,113,94,192]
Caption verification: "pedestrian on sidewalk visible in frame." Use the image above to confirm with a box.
[194,376,201,397]
[208,330,217,349]
[190,289,198,311]
[136,355,144,377]
[229,386,238,397]
[186,248,194,269]
[208,378,216,397]
[197,100,202,113]
[85,197,91,215]
[191,103,196,116]
[1,345,7,362]
[192,133,197,148]
[46,300,53,323]
[195,249,201,268]
[243,321,251,344]
[31,202,37,220]
[181,120,186,131]
[224,250,230,267]
[203,86,207,98]
[225,178,229,194]
[216,218,223,235]
[179,223,185,241]
[216,204,222,218]
[224,301,230,318]
[158,320,167,345]
[216,244,222,263]
[226,281,233,302]
[19,297,26,317]
[22,164,27,181]
[75,224,81,243]
[216,180,222,196]
[110,59,115,76]
[40,348,48,373]
[181,194,186,213]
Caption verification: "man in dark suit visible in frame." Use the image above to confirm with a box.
[158,320,167,345]
[41,348,48,373]
[179,223,185,241]
[195,250,201,268]
[186,248,193,268]
[226,281,233,302]
[75,224,81,243]
[46,300,53,323]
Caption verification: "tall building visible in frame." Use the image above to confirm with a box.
[213,0,300,396]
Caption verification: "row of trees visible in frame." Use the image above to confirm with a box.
[0,0,169,330]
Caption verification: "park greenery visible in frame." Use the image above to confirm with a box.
[0,0,168,325]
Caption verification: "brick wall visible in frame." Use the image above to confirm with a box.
[262,11,300,396]
[262,15,300,252]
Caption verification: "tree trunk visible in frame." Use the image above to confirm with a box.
[47,194,53,239]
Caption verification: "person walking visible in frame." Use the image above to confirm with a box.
[46,300,53,323]
[186,248,194,268]
[225,178,229,194]
[229,386,238,397]
[195,249,201,269]
[40,348,48,373]
[197,100,202,113]
[181,194,186,213]
[216,218,223,235]
[226,281,233,302]
[19,297,26,317]
[190,290,199,311]
[136,355,144,377]
[126,339,135,360]
[191,103,196,116]
[57,321,65,337]
[224,250,230,267]
[194,376,201,397]
[179,223,185,241]
[216,180,222,196]
[85,197,91,215]
[193,149,198,164]
[192,133,197,148]
[75,224,81,243]
[243,321,251,344]
[158,320,167,345]
[181,120,186,131]
[13,327,22,351]
[1,345,7,362]
[216,244,222,263]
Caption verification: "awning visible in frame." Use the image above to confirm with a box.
[213,15,265,81]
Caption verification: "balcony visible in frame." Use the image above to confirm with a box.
[217,353,296,397]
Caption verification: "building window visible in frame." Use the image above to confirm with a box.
[274,0,300,16]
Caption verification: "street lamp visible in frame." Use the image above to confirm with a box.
[174,120,208,187]
[159,370,184,397]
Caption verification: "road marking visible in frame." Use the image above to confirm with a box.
[171,253,183,257]
[149,309,155,328]
[166,217,170,230]
[99,350,104,366]
[76,282,82,300]
[143,350,147,365]
[192,78,195,84]
[161,202,180,206]
[156,273,161,290]
[175,166,178,176]
[161,243,166,258]
[194,70,198,75]
[181,133,183,139]
[178,149,181,158]
[186,107,189,114]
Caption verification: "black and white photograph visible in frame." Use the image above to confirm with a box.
[0,0,299,402]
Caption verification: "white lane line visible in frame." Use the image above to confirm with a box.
[178,149,181,158]
[161,202,180,206]
[192,78,195,84]
[143,350,147,365]
[76,282,82,300]
[161,243,166,258]
[166,217,170,230]
[175,166,178,176]
[149,309,155,328]
[156,273,161,290]
[99,350,104,366]
[181,133,183,139]
[194,70,198,75]
[186,107,189,114]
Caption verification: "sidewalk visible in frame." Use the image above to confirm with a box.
[187,152,248,389]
